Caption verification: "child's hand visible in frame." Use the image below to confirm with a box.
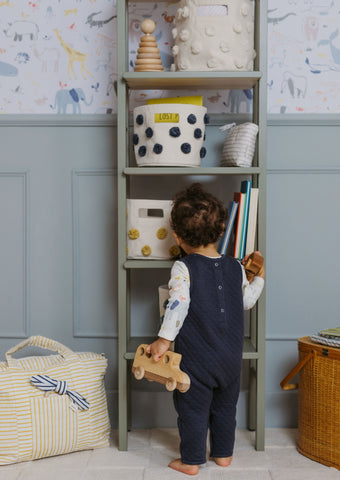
[253,251,265,279]
[146,337,171,362]
[258,263,265,279]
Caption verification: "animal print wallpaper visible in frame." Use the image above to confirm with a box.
[268,0,340,113]
[0,0,116,114]
[0,0,339,114]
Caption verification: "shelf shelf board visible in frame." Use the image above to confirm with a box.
[124,260,174,269]
[123,71,262,90]
[242,338,259,360]
[124,167,261,176]
[128,0,178,3]
[124,337,259,360]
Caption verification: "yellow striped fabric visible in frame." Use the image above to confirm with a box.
[0,336,110,465]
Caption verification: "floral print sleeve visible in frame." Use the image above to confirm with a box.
[158,260,190,342]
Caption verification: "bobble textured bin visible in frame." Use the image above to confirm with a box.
[171,0,256,72]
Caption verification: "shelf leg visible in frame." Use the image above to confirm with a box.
[118,356,128,450]
[127,360,132,431]
[255,354,265,451]
[248,361,256,432]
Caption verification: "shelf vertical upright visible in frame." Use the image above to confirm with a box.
[117,0,129,452]
[249,0,267,451]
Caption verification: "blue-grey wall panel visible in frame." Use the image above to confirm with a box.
[0,120,116,339]
[265,118,340,429]
[268,118,340,170]
[1,117,339,429]
[265,340,299,427]
[266,172,340,338]
[0,172,28,337]
[73,170,117,337]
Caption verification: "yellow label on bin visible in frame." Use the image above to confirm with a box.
[154,113,179,123]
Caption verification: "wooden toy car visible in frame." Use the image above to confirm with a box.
[132,344,190,393]
[244,251,264,283]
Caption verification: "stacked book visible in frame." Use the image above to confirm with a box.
[310,328,340,348]
[218,180,259,260]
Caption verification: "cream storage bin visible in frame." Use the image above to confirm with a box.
[171,0,256,72]
[0,336,110,465]
[127,199,180,259]
[220,122,258,167]
[133,103,208,167]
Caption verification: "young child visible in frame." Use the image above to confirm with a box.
[147,183,265,476]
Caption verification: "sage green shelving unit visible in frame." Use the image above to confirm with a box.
[117,0,267,452]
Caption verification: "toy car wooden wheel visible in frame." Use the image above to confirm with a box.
[134,366,145,380]
[178,383,190,393]
[244,251,264,283]
[165,377,177,391]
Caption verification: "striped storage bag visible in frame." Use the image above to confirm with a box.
[0,336,110,465]
[220,122,259,167]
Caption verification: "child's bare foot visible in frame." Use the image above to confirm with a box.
[168,458,199,476]
[213,456,232,467]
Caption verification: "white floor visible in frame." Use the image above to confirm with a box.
[1,429,339,479]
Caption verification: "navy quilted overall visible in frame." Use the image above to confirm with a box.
[174,254,244,465]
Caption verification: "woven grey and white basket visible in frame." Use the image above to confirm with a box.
[220,122,258,167]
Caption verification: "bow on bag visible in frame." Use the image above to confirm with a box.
[31,374,90,411]
[219,122,237,132]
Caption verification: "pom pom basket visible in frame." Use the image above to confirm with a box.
[133,103,207,167]
[281,336,340,470]
[127,199,180,260]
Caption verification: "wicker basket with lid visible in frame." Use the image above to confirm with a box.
[281,336,340,470]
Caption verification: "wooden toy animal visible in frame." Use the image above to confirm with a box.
[132,344,190,392]
[244,251,264,283]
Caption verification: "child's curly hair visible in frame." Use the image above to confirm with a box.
[170,183,227,247]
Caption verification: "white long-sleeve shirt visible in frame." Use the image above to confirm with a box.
[158,258,264,342]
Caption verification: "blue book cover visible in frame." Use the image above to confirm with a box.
[218,201,239,255]
[239,180,252,259]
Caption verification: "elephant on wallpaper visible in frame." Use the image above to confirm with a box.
[223,89,252,113]
[50,88,93,114]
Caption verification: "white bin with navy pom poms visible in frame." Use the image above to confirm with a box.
[133,103,208,167]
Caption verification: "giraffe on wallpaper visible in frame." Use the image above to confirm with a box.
[54,28,93,79]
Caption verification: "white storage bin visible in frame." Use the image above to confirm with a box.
[133,103,208,167]
[127,199,180,260]
[171,0,256,72]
